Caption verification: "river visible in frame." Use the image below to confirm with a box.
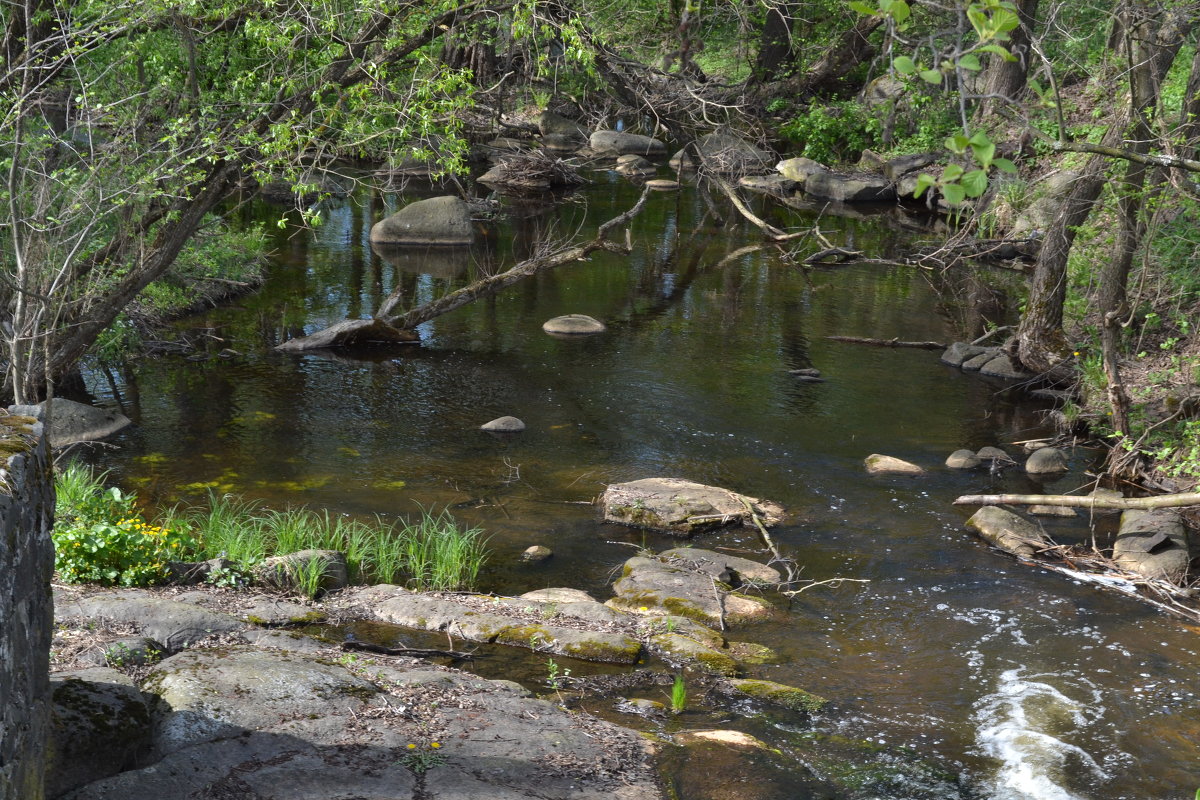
[77,172,1200,799]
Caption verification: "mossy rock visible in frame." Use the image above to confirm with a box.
[726,678,826,713]
[650,633,739,676]
[726,641,779,665]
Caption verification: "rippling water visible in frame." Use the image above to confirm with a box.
[77,175,1200,799]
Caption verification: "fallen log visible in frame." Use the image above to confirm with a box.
[826,336,947,349]
[953,492,1200,509]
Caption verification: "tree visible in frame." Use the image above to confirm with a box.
[1,0,501,403]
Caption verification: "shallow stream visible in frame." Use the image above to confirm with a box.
[79,174,1200,799]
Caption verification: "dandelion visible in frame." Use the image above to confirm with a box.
[406,743,416,750]
[638,606,649,612]
[430,742,441,749]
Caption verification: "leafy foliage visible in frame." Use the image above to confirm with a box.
[779,100,882,163]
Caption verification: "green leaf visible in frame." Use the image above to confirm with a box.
[942,164,964,181]
[945,135,969,154]
[971,140,996,168]
[993,157,1018,174]
[942,182,966,206]
[848,1,878,15]
[893,55,918,75]
[919,69,943,85]
[958,54,982,72]
[888,0,910,24]
[979,43,1016,61]
[961,169,989,197]
[912,173,936,199]
[967,7,989,38]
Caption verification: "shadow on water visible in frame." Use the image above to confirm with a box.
[74,175,1200,800]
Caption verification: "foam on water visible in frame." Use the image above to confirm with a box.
[973,668,1107,800]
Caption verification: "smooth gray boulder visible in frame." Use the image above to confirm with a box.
[47,668,153,798]
[883,153,936,182]
[803,171,896,203]
[601,477,783,535]
[615,154,656,177]
[1113,509,1190,582]
[543,314,606,335]
[607,555,776,626]
[946,449,981,469]
[54,589,249,652]
[776,157,829,185]
[980,354,1033,380]
[521,545,552,562]
[482,415,526,432]
[589,130,667,157]
[253,549,349,596]
[369,195,475,245]
[976,446,1012,462]
[961,349,999,371]
[538,110,588,142]
[1026,447,1069,474]
[864,454,925,476]
[965,506,1053,558]
[941,342,988,367]
[10,399,131,447]
[738,174,796,196]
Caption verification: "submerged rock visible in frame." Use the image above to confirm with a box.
[10,399,131,447]
[723,678,826,713]
[658,547,782,586]
[543,314,607,335]
[1025,447,1069,474]
[945,449,982,469]
[864,454,925,476]
[589,130,667,157]
[1113,509,1190,582]
[521,545,553,562]
[482,415,526,432]
[964,506,1053,558]
[607,554,776,627]
[601,477,782,535]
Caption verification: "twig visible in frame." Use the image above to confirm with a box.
[340,640,474,659]
[782,578,870,597]
[826,335,947,349]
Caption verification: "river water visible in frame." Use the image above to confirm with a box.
[78,173,1199,799]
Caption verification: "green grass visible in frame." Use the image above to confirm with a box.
[54,467,489,593]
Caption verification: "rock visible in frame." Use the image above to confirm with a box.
[723,678,826,713]
[776,157,829,185]
[883,153,937,182]
[961,348,999,371]
[1025,447,1068,474]
[645,178,681,191]
[164,556,235,586]
[965,506,1053,558]
[607,555,776,627]
[675,730,771,749]
[649,632,739,676]
[521,545,552,562]
[369,195,475,245]
[542,314,607,335]
[976,446,1012,462]
[863,73,905,107]
[274,317,420,352]
[617,698,666,717]
[1029,504,1077,517]
[857,149,887,170]
[54,588,248,652]
[1012,170,1081,236]
[537,110,588,142]
[980,354,1033,380]
[1113,509,1190,582]
[357,586,642,663]
[84,637,166,668]
[10,399,131,447]
[511,589,627,625]
[253,549,349,596]
[482,415,526,432]
[1088,487,1125,515]
[803,171,896,203]
[600,477,783,535]
[945,449,981,469]
[738,174,796,196]
[236,599,326,627]
[541,132,584,154]
[614,154,657,177]
[47,668,154,798]
[658,547,781,585]
[864,454,925,476]
[589,130,667,157]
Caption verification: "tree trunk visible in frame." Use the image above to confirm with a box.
[781,15,883,96]
[975,0,1039,117]
[753,3,799,84]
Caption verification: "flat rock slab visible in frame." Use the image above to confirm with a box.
[658,547,781,586]
[1114,509,1190,582]
[64,650,660,800]
[864,454,925,476]
[55,588,249,651]
[723,678,826,713]
[543,314,607,335]
[236,598,328,627]
[11,398,131,446]
[354,586,642,663]
[965,506,1053,559]
[607,555,776,627]
[601,477,783,535]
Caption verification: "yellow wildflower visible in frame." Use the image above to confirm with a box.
[430,742,441,749]
[407,743,416,750]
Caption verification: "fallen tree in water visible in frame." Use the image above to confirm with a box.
[276,187,650,352]
[953,492,1200,509]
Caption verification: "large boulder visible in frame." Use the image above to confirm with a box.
[776,157,829,186]
[538,110,588,143]
[252,549,349,597]
[10,399,131,447]
[965,506,1053,559]
[369,195,475,245]
[803,171,897,203]
[607,554,777,627]
[589,130,667,157]
[1113,509,1190,582]
[54,588,249,652]
[600,477,783,535]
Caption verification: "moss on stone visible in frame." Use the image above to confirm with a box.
[561,637,642,664]
[495,624,554,648]
[726,641,778,665]
[728,678,826,713]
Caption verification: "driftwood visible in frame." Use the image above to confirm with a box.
[953,492,1200,509]
[805,247,863,264]
[826,335,947,349]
